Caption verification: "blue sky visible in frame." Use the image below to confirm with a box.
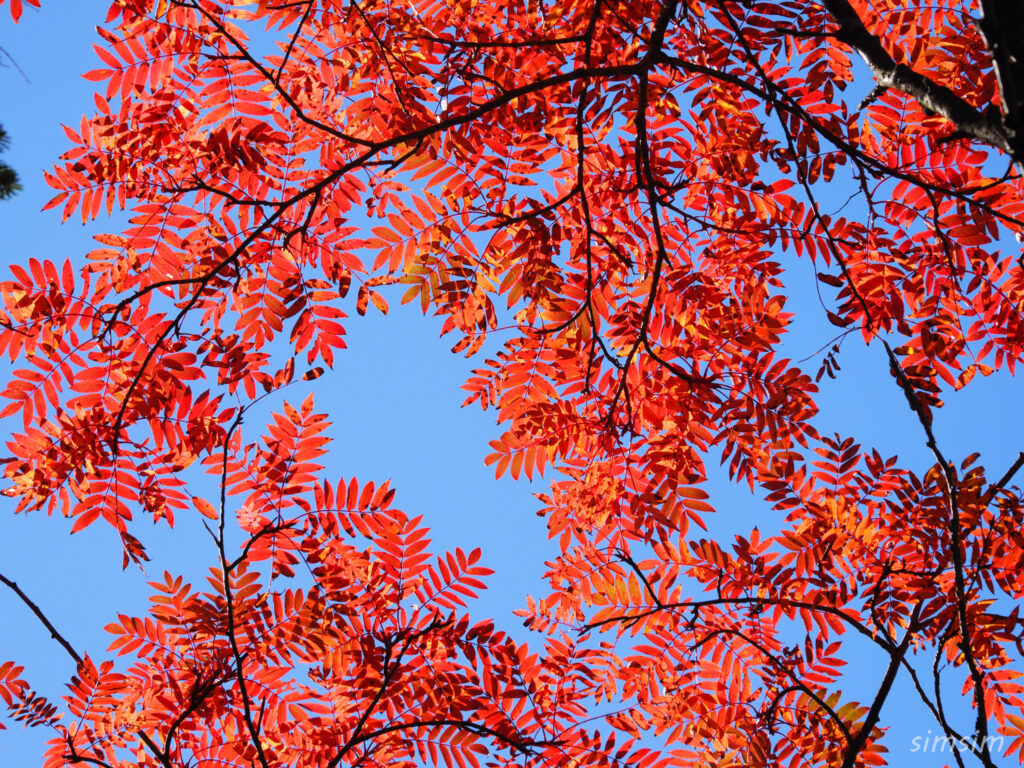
[1,4,1021,767]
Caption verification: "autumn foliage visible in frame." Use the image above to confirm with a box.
[3,1,1024,767]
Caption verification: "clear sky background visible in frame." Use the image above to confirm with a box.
[0,4,1021,767]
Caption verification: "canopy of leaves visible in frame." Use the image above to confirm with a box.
[2,2,1024,768]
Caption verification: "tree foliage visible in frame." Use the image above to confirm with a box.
[3,1,1024,767]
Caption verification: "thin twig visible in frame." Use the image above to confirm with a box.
[0,571,82,665]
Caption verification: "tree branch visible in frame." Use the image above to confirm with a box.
[978,0,1024,160]
[0,571,82,665]
[819,0,1016,160]
[881,341,996,768]
[839,602,922,768]
[983,450,1024,505]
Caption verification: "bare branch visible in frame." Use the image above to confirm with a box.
[0,571,82,665]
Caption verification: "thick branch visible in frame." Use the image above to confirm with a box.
[979,0,1024,160]
[839,603,921,768]
[819,0,1016,160]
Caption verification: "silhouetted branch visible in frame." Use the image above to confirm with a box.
[0,571,82,665]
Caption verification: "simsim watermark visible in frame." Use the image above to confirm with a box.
[910,731,1004,754]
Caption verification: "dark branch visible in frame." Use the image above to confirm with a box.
[983,450,1024,505]
[819,0,1017,160]
[978,0,1024,161]
[0,571,83,665]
